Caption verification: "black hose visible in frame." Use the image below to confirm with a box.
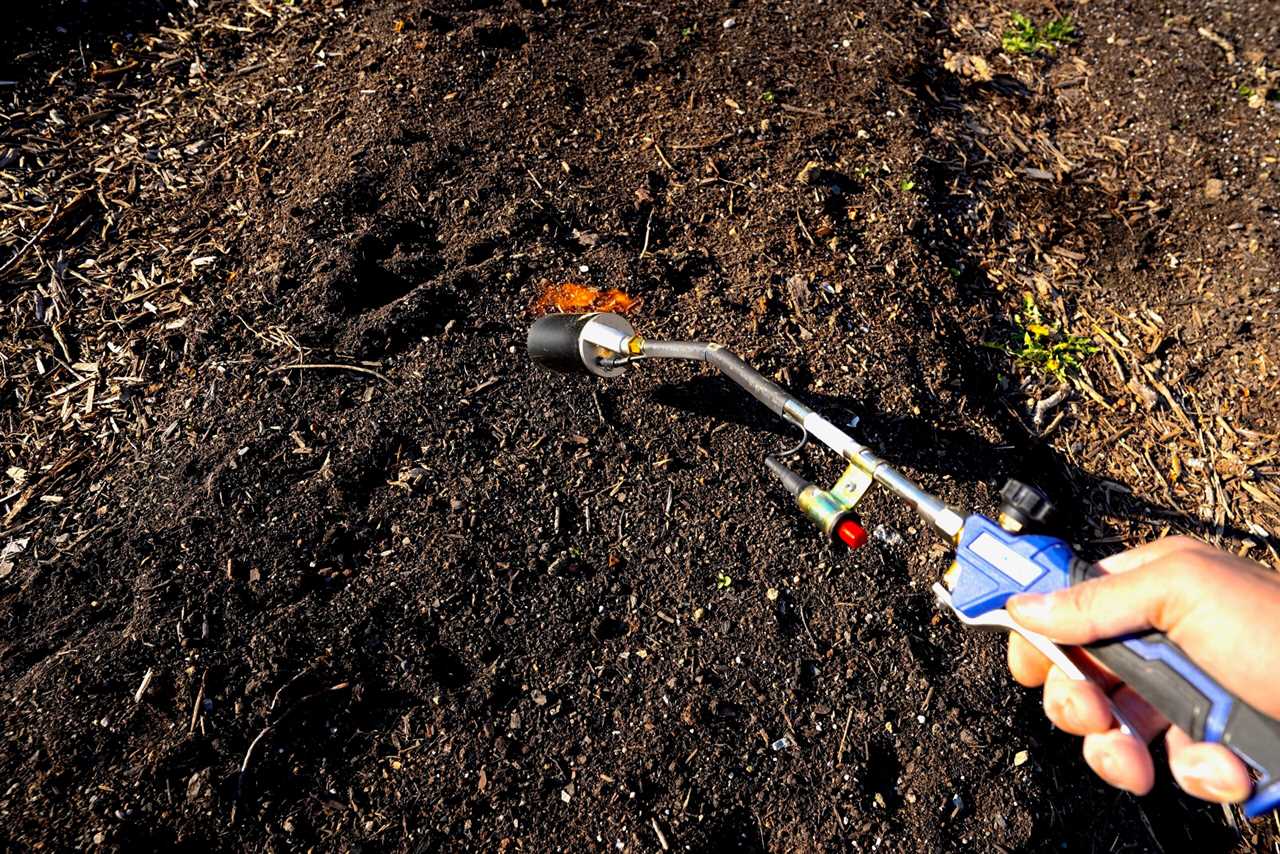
[641,339,796,418]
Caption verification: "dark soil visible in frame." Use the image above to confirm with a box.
[2,0,1279,850]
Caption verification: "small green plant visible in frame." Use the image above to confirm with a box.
[761,90,775,103]
[984,293,1098,380]
[681,25,697,40]
[899,178,916,192]
[1237,85,1279,102]
[1002,12,1076,55]
[715,573,733,590]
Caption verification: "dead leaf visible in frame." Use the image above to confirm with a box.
[0,537,30,578]
[944,50,993,82]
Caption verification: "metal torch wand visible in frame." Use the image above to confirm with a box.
[526,311,1280,818]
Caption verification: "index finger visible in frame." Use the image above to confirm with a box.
[1095,536,1212,576]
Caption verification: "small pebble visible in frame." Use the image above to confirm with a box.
[872,524,903,546]
[722,17,736,29]
[766,587,779,601]
[771,736,791,751]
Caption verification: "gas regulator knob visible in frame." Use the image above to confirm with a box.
[998,479,1054,533]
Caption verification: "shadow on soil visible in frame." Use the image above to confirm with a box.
[648,377,1264,549]
[2,0,183,80]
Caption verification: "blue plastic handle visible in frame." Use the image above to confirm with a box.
[951,514,1280,818]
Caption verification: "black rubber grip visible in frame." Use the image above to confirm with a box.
[1069,561,1280,816]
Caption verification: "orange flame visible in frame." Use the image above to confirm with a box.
[533,282,638,315]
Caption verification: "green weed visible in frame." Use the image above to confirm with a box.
[715,573,733,590]
[1002,12,1076,55]
[984,293,1098,380]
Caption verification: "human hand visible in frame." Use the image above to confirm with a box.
[1005,536,1280,804]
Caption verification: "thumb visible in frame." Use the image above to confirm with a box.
[1006,560,1186,645]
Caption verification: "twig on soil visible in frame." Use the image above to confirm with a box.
[639,207,654,259]
[651,817,669,851]
[671,134,731,150]
[654,143,676,174]
[268,362,391,384]
[837,706,853,765]
[1196,26,1235,63]
[1135,804,1166,852]
[133,668,154,703]
[797,603,820,652]
[779,103,828,118]
[465,376,500,396]
[231,726,273,824]
[1032,386,1068,429]
[0,205,59,275]
[796,211,815,246]
[188,671,206,736]
[232,681,351,824]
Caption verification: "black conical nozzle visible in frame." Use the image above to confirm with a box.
[527,313,594,374]
[766,456,810,497]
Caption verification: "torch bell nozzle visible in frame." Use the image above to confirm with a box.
[526,312,637,378]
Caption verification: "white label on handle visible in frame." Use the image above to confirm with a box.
[802,412,857,456]
[970,532,1045,587]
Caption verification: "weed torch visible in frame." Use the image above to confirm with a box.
[527,311,1280,818]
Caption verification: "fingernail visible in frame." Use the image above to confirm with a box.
[1094,749,1118,782]
[1008,593,1053,623]
[1059,696,1082,730]
[1180,758,1243,801]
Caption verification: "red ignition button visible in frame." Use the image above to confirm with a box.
[836,518,868,550]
